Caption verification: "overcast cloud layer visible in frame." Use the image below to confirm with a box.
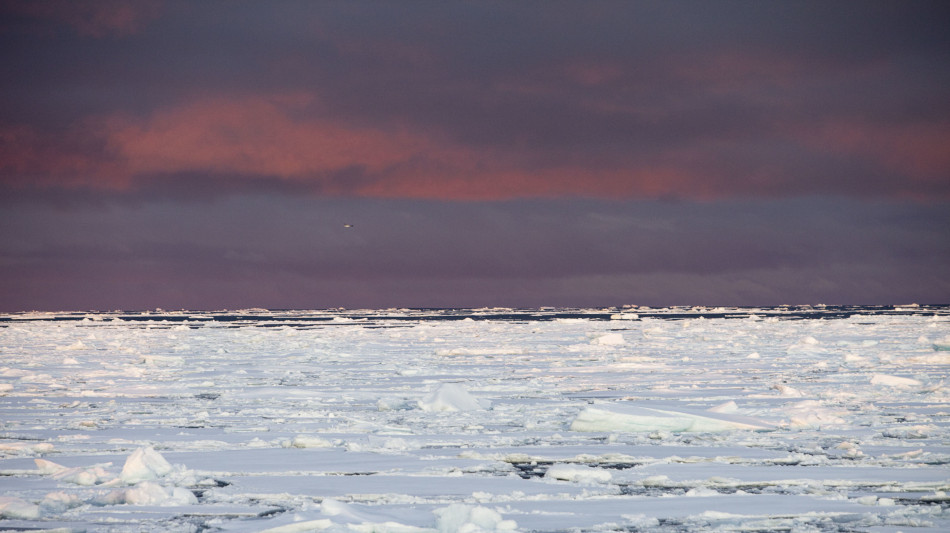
[1,1,948,310]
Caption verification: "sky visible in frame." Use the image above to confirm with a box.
[1,0,948,311]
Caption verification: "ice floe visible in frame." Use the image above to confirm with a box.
[571,402,775,433]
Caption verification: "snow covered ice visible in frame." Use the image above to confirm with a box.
[1,306,949,532]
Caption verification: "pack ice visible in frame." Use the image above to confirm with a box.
[0,306,948,532]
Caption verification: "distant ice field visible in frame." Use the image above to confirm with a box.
[1,306,948,532]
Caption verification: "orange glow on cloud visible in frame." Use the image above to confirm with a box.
[2,91,948,201]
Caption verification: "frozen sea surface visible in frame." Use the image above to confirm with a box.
[1,305,948,532]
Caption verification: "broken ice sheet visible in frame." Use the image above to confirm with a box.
[0,307,948,532]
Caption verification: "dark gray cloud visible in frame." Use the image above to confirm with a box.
[2,197,947,310]
[2,0,949,199]
[1,1,948,310]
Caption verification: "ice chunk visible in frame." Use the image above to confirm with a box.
[102,481,197,506]
[707,400,739,414]
[933,336,950,351]
[570,403,773,433]
[260,499,435,532]
[908,353,950,364]
[37,458,113,485]
[56,465,112,486]
[139,354,184,366]
[610,313,639,320]
[285,435,334,449]
[882,425,933,439]
[35,458,67,475]
[786,336,820,352]
[320,498,361,518]
[57,340,86,351]
[0,496,40,519]
[260,519,334,533]
[434,503,518,533]
[419,383,487,412]
[771,383,804,397]
[0,441,54,455]
[437,346,525,357]
[377,398,417,411]
[870,374,922,389]
[783,400,846,429]
[40,491,81,513]
[591,332,625,345]
[544,463,612,483]
[119,447,173,483]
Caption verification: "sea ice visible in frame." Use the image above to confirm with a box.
[0,306,947,532]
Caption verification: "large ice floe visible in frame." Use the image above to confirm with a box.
[570,402,775,433]
[0,305,948,532]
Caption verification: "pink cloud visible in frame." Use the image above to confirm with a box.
[788,120,950,195]
[2,91,948,202]
[1,93,480,195]
[0,122,127,189]
[0,99,708,200]
[103,94,433,180]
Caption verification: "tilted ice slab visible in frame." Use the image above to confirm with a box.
[571,402,775,433]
